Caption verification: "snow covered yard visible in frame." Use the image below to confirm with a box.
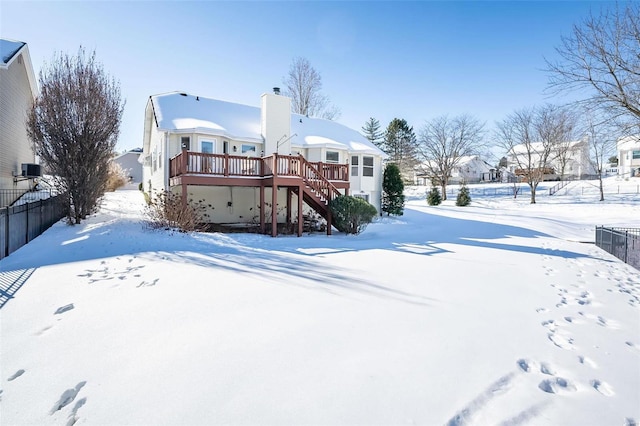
[1,181,639,425]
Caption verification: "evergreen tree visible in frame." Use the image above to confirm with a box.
[362,117,383,148]
[427,186,442,206]
[382,163,405,216]
[383,118,420,180]
[456,182,472,206]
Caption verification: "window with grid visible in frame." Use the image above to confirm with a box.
[351,156,359,176]
[363,156,374,177]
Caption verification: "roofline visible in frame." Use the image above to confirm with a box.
[0,42,38,99]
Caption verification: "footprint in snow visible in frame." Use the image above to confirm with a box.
[54,304,74,315]
[548,332,574,350]
[538,377,577,394]
[578,355,598,368]
[590,379,614,396]
[536,307,549,313]
[7,369,25,381]
[539,362,556,376]
[517,359,531,372]
[50,382,86,414]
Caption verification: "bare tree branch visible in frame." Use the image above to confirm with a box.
[282,57,341,120]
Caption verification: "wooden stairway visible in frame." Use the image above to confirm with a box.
[295,157,343,234]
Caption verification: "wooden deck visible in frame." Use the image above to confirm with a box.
[168,150,350,236]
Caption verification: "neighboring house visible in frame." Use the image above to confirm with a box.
[142,91,387,236]
[414,155,497,185]
[0,39,38,207]
[449,155,496,184]
[506,139,593,180]
[617,136,640,177]
[114,149,143,183]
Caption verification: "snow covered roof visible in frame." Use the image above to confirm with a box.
[617,135,640,151]
[149,92,386,156]
[509,140,584,155]
[0,39,24,66]
[0,39,37,97]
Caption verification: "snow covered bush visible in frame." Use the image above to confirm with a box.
[329,195,377,235]
[427,186,442,206]
[144,190,210,232]
[456,182,471,206]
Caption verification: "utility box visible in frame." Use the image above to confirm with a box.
[21,163,41,178]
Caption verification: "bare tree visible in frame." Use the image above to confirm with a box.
[580,111,619,201]
[283,57,341,120]
[542,106,578,180]
[417,115,485,200]
[27,47,124,224]
[547,3,640,130]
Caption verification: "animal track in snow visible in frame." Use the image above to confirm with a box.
[50,382,86,414]
[7,369,25,381]
[517,359,531,372]
[536,307,549,313]
[578,355,598,368]
[538,377,577,394]
[54,304,74,315]
[539,362,556,376]
[66,397,87,426]
[590,379,614,396]
[548,332,574,350]
[137,278,159,288]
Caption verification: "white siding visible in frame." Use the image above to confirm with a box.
[0,52,35,190]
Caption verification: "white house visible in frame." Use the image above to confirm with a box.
[414,155,497,185]
[506,139,593,180]
[114,149,143,183]
[142,90,387,236]
[617,136,640,177]
[0,39,38,206]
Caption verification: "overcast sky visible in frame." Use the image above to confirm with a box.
[2,1,603,156]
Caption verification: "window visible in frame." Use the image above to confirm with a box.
[201,141,214,154]
[363,156,374,177]
[351,156,359,176]
[353,193,369,203]
[326,151,339,163]
[633,150,640,159]
[223,141,229,154]
[242,144,256,154]
[181,136,190,150]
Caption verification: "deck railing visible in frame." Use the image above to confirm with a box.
[169,150,348,182]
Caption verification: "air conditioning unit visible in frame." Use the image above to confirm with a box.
[21,163,42,178]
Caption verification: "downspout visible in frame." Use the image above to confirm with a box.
[164,131,170,191]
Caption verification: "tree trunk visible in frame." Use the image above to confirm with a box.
[441,183,447,201]
[529,184,537,204]
[598,173,605,201]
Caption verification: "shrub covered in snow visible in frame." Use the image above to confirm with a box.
[329,195,377,235]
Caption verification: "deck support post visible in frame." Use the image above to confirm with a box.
[286,188,292,228]
[259,185,265,234]
[326,194,332,236]
[297,184,304,237]
[271,184,278,237]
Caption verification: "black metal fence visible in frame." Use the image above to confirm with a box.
[595,227,640,270]
[0,195,67,260]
